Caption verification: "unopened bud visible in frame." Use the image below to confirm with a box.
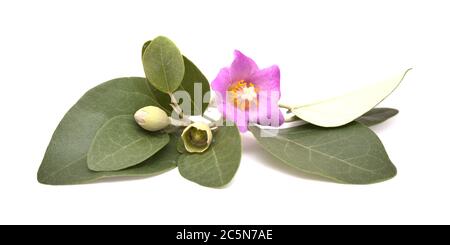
[134,106,170,131]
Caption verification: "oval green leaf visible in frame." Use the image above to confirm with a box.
[87,115,169,171]
[37,77,177,185]
[290,107,400,126]
[178,125,241,188]
[142,36,185,93]
[356,108,399,126]
[142,41,210,115]
[288,69,410,127]
[249,122,397,184]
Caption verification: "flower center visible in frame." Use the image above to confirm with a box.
[228,80,258,110]
[189,128,208,147]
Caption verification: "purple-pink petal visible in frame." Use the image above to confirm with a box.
[230,50,259,82]
[248,91,284,128]
[211,67,231,97]
[212,50,284,132]
[216,99,250,132]
[250,65,281,96]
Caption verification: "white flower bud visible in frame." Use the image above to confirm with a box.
[134,106,170,131]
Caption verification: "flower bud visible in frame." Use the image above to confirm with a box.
[181,122,213,153]
[134,106,170,131]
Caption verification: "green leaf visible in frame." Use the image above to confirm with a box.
[249,122,396,184]
[289,108,400,126]
[356,108,399,126]
[287,69,410,127]
[178,125,242,187]
[142,36,185,93]
[87,115,169,171]
[38,77,177,185]
[176,136,187,153]
[42,134,179,185]
[142,41,210,115]
[142,40,151,56]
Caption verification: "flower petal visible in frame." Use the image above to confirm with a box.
[248,91,284,127]
[212,51,283,133]
[211,68,232,97]
[217,98,249,132]
[250,65,280,95]
[230,50,259,82]
[237,124,249,132]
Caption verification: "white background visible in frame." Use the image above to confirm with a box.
[1,0,449,224]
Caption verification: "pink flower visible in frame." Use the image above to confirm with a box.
[211,50,284,132]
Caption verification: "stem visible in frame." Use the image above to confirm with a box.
[202,106,223,128]
[284,115,302,123]
[202,114,217,123]
[169,93,184,119]
[169,118,190,127]
[278,103,293,110]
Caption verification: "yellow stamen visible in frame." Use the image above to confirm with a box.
[227,80,258,110]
